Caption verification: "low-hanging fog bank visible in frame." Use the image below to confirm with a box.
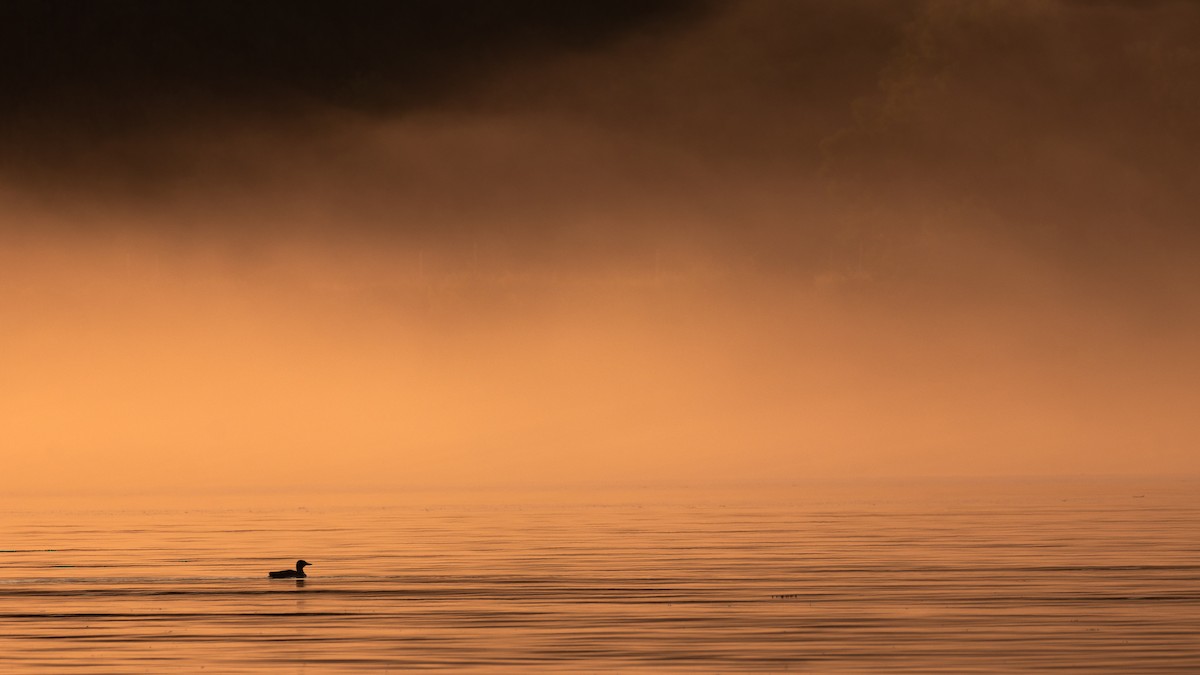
[2,1,1198,493]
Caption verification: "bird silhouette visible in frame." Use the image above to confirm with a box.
[268,560,311,578]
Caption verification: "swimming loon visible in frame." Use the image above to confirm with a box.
[268,560,312,578]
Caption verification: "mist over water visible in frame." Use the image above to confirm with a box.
[2,5,1199,669]
[4,2,1199,491]
[2,3,1198,489]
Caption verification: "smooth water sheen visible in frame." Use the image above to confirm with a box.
[2,480,1198,672]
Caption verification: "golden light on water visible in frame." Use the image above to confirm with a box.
[3,5,1200,672]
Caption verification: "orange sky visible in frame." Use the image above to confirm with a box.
[2,1,1199,494]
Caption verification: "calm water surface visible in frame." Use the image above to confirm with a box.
[2,480,1198,672]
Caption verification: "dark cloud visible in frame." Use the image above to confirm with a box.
[0,1,707,151]
[2,0,1198,309]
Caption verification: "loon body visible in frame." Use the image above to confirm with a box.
[268,560,311,579]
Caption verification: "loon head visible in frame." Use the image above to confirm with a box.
[297,560,311,570]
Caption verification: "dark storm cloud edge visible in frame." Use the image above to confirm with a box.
[0,0,708,136]
[2,0,1199,304]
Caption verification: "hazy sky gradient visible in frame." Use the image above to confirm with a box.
[3,0,1198,494]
